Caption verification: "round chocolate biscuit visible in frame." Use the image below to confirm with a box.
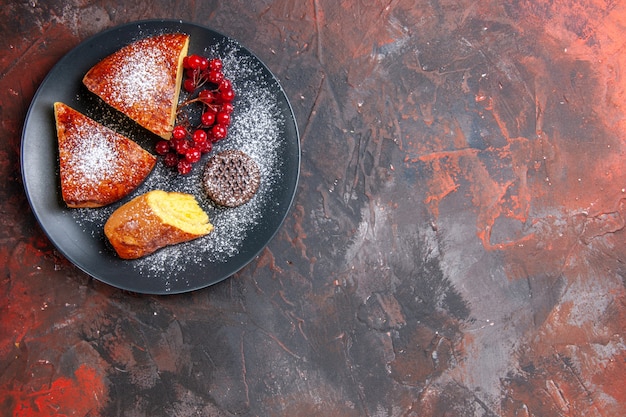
[202,150,261,207]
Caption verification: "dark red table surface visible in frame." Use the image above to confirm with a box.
[2,1,626,416]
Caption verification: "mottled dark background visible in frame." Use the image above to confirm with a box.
[2,1,626,416]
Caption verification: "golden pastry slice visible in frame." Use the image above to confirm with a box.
[82,33,190,139]
[54,102,156,208]
[104,190,213,259]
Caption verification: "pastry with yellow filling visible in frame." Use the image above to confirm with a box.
[104,190,213,259]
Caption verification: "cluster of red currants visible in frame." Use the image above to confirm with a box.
[155,54,235,175]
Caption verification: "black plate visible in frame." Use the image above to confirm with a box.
[21,20,300,294]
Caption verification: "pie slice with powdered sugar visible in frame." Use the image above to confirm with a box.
[82,33,190,140]
[54,102,157,208]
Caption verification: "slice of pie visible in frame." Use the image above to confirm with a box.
[82,33,190,139]
[54,102,157,208]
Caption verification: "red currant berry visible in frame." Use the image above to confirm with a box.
[198,89,215,103]
[174,138,191,155]
[208,70,224,84]
[169,137,182,149]
[155,140,170,155]
[216,111,231,126]
[173,54,236,176]
[220,88,235,102]
[212,124,227,139]
[172,125,188,140]
[183,78,196,92]
[201,111,216,126]
[192,129,208,144]
[185,148,202,164]
[221,102,234,114]
[209,58,223,71]
[177,159,193,175]
[219,78,232,91]
[198,140,213,154]
[163,152,179,167]
[186,54,203,70]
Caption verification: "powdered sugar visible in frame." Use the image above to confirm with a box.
[108,46,171,109]
[70,33,291,291]
[66,124,120,184]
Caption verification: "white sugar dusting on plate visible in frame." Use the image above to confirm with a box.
[71,36,286,290]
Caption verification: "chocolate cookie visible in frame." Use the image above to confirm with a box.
[202,150,261,207]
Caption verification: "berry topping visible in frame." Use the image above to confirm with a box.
[185,54,204,70]
[155,140,170,155]
[219,78,232,91]
[156,53,236,174]
[197,140,213,154]
[216,111,231,126]
[183,78,196,93]
[198,89,215,103]
[163,152,179,167]
[209,58,223,71]
[177,159,193,175]
[172,125,187,140]
[221,102,234,114]
[208,70,224,84]
[201,111,216,126]
[192,129,208,144]
[212,124,227,140]
[185,148,202,164]
[220,88,235,102]
[174,138,191,155]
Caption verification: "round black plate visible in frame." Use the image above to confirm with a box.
[21,20,300,294]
